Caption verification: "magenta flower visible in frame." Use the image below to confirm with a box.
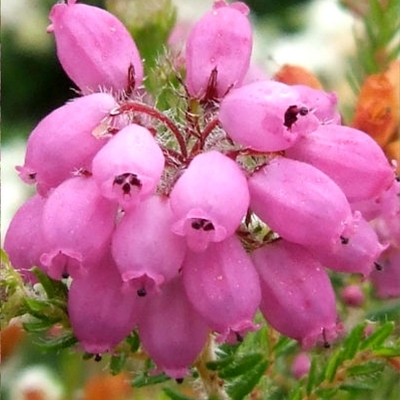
[308,217,386,277]
[170,151,249,252]
[40,176,117,280]
[92,124,165,210]
[291,352,311,380]
[138,276,209,379]
[286,124,395,202]
[4,194,48,283]
[16,93,117,195]
[185,1,252,100]
[219,80,320,151]
[68,252,144,354]
[112,195,186,295]
[248,157,359,248]
[47,0,143,94]
[252,240,339,349]
[341,285,365,307]
[183,235,260,343]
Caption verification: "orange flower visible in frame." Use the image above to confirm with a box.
[273,64,323,90]
[83,373,133,400]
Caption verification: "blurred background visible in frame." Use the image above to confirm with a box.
[1,1,375,399]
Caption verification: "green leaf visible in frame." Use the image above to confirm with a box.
[340,323,366,361]
[339,382,375,392]
[163,387,195,400]
[126,330,140,353]
[360,321,395,350]
[131,372,170,388]
[273,335,297,356]
[324,350,343,383]
[37,332,78,352]
[218,353,264,379]
[206,354,236,371]
[306,356,320,395]
[347,361,385,377]
[32,267,68,300]
[110,352,127,375]
[366,301,400,321]
[373,347,400,357]
[226,359,268,400]
[24,298,48,313]
[314,388,338,399]
[22,318,55,333]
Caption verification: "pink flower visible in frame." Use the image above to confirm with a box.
[138,276,209,379]
[112,195,186,295]
[170,151,249,252]
[286,124,395,202]
[248,157,359,248]
[91,124,165,210]
[185,1,252,100]
[40,176,117,280]
[341,285,365,307]
[17,93,117,196]
[47,0,143,94]
[4,194,48,282]
[183,235,260,343]
[291,352,311,380]
[252,240,339,349]
[219,81,320,151]
[68,252,144,354]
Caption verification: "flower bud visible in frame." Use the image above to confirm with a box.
[286,124,395,202]
[92,124,165,210]
[17,93,117,195]
[341,285,365,307]
[112,195,186,294]
[40,176,117,279]
[68,252,143,354]
[138,276,209,379]
[219,81,319,151]
[185,1,252,100]
[47,0,143,94]
[248,157,358,248]
[4,194,48,282]
[252,240,339,349]
[291,352,311,379]
[170,151,249,252]
[183,235,260,343]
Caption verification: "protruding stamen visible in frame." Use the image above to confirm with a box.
[340,236,349,244]
[94,354,102,362]
[374,262,383,271]
[137,287,147,297]
[191,218,215,231]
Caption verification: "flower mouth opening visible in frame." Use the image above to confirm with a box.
[191,218,215,232]
[113,172,142,196]
[284,105,309,130]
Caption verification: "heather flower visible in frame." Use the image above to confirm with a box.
[219,80,320,151]
[308,217,386,277]
[16,93,117,195]
[3,194,48,282]
[341,285,365,307]
[40,176,117,280]
[170,151,249,252]
[185,1,252,100]
[47,0,143,94]
[286,124,395,202]
[248,156,358,248]
[91,124,165,210]
[68,252,144,354]
[291,352,311,379]
[111,195,186,295]
[138,276,209,379]
[182,235,261,343]
[252,240,339,349]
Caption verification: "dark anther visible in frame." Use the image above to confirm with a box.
[395,175,400,182]
[322,328,330,349]
[323,341,331,349]
[129,175,141,186]
[191,218,215,231]
[94,354,102,362]
[114,175,125,185]
[203,67,219,103]
[284,105,309,130]
[175,378,184,384]
[235,332,244,343]
[113,173,142,195]
[28,173,37,180]
[340,236,349,244]
[374,262,383,271]
[137,287,147,297]
[122,183,131,194]
[62,271,69,279]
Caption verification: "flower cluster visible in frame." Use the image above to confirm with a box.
[4,0,399,380]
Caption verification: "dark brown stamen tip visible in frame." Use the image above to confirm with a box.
[374,262,383,271]
[94,354,102,362]
[175,378,184,384]
[235,332,243,343]
[137,288,147,297]
[340,236,349,244]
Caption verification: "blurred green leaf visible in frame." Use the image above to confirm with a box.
[218,353,264,379]
[163,387,195,400]
[360,321,395,350]
[110,352,127,375]
[37,332,78,352]
[131,372,170,388]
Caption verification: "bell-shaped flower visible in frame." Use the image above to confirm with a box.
[4,194,48,282]
[138,276,209,379]
[47,0,143,94]
[286,124,395,202]
[68,252,144,354]
[369,247,400,298]
[252,240,339,349]
[185,1,252,100]
[16,93,117,196]
[219,80,320,151]
[112,195,186,295]
[40,176,117,280]
[92,124,165,210]
[248,157,359,248]
[182,235,261,343]
[292,85,341,124]
[170,151,249,252]
[308,218,387,277]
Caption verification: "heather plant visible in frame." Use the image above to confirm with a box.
[1,0,400,399]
